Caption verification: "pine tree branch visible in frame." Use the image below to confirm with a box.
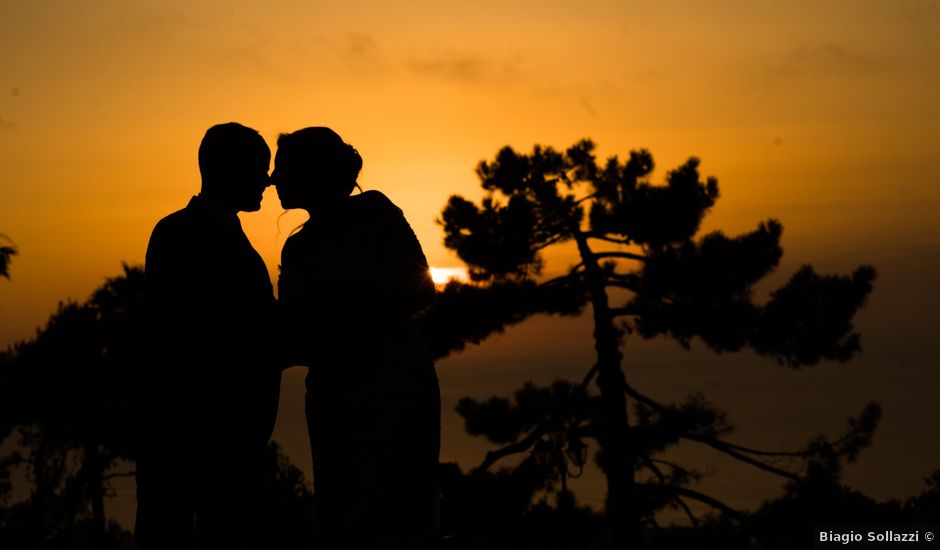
[541,264,585,287]
[641,456,702,527]
[609,307,641,317]
[595,251,646,262]
[0,453,27,467]
[675,496,701,528]
[102,470,136,481]
[683,435,801,482]
[605,284,640,297]
[578,363,599,392]
[474,427,545,473]
[605,272,639,283]
[532,232,569,252]
[575,193,597,205]
[586,233,632,245]
[643,455,667,484]
[472,362,600,473]
[645,484,746,521]
[622,381,802,482]
[713,441,811,458]
[603,270,641,293]
[650,458,701,480]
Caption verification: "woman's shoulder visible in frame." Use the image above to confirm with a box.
[352,190,401,215]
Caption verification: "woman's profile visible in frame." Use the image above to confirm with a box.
[273,127,440,548]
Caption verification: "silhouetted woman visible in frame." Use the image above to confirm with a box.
[273,127,440,549]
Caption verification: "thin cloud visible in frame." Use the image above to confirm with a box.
[216,44,271,70]
[406,53,519,85]
[341,33,398,80]
[340,33,391,74]
[100,9,199,36]
[344,33,381,62]
[409,56,485,81]
[277,32,392,79]
[92,8,203,49]
[580,98,598,118]
[792,43,873,66]
[776,42,891,78]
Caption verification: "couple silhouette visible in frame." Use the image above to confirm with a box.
[136,123,441,550]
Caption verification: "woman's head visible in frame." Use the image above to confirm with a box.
[272,127,362,211]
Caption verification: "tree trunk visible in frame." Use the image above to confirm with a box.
[85,442,108,544]
[32,433,49,537]
[574,235,646,549]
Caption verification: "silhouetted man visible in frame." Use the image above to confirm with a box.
[136,123,281,549]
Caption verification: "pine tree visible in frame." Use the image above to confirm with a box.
[426,140,876,547]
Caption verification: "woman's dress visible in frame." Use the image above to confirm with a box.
[278,190,440,546]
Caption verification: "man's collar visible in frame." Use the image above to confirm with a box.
[188,194,241,227]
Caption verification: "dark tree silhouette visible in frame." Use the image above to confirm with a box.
[0,265,316,549]
[0,265,145,547]
[0,234,16,279]
[425,140,877,548]
[257,441,316,550]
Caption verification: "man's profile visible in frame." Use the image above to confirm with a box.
[136,122,280,549]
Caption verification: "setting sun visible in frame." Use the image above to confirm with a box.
[429,266,470,286]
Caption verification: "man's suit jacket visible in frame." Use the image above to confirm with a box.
[143,195,280,448]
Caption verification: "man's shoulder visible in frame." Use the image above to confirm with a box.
[147,201,209,257]
[281,224,309,263]
[152,207,189,233]
[151,198,218,239]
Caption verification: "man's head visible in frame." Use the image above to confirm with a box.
[198,123,271,212]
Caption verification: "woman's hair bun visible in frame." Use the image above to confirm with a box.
[278,126,362,195]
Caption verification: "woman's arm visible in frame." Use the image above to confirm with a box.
[369,192,435,317]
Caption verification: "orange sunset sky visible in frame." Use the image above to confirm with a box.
[2,0,939,526]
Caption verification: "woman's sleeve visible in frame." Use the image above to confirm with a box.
[374,195,435,317]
